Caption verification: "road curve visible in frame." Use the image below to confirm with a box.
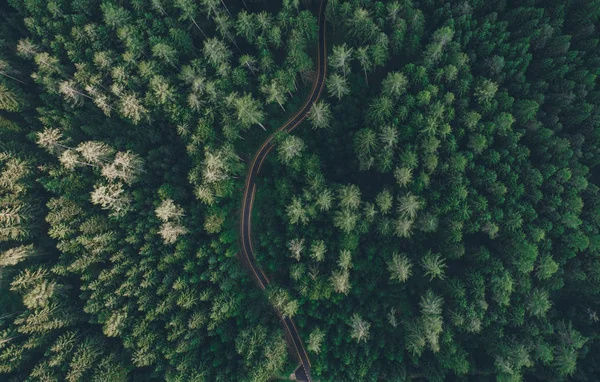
[239,1,327,381]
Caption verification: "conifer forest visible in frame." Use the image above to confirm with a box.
[2,0,600,381]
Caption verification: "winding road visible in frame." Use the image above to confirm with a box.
[238,1,327,381]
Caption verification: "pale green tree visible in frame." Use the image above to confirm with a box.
[119,94,148,124]
[347,7,378,43]
[536,255,559,280]
[421,251,447,280]
[101,151,145,185]
[16,38,38,59]
[230,93,266,130]
[76,141,114,165]
[152,43,177,67]
[329,44,353,77]
[376,189,393,214]
[382,71,408,98]
[267,287,298,318]
[155,199,185,222]
[59,150,91,170]
[201,147,231,185]
[58,80,89,107]
[474,78,498,105]
[338,249,353,270]
[36,128,68,155]
[203,38,231,68]
[423,26,454,66]
[0,245,35,267]
[149,76,174,105]
[420,290,444,352]
[327,73,350,100]
[261,79,287,111]
[331,269,350,295]
[367,96,393,123]
[308,101,332,129]
[159,221,188,245]
[528,288,552,317]
[239,54,257,74]
[379,125,398,148]
[287,238,305,261]
[307,328,325,354]
[338,184,361,210]
[349,313,370,343]
[334,209,358,233]
[236,11,256,42]
[388,252,413,282]
[103,310,127,337]
[310,240,327,262]
[398,193,422,219]
[287,197,308,225]
[315,188,333,212]
[355,46,373,84]
[66,336,103,382]
[90,183,131,217]
[277,135,305,164]
[354,129,377,164]
[394,167,413,187]
[101,2,130,29]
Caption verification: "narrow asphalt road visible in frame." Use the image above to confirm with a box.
[238,1,327,381]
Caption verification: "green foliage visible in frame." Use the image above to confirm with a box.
[2,0,600,381]
[252,0,600,380]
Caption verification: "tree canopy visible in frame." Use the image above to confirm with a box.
[1,0,600,381]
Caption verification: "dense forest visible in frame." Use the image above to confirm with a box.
[1,0,600,381]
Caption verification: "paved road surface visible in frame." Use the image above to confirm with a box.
[238,1,327,381]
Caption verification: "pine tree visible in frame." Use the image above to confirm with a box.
[119,94,148,124]
[287,197,308,225]
[338,184,361,210]
[101,151,145,185]
[527,288,551,317]
[330,269,350,295]
[419,290,444,352]
[397,193,422,219]
[382,72,408,98]
[155,199,185,222]
[90,183,131,217]
[0,82,23,112]
[329,44,353,77]
[287,238,305,261]
[36,128,67,155]
[158,221,188,245]
[315,188,333,212]
[338,249,353,270]
[76,142,114,165]
[394,167,413,188]
[376,189,393,214]
[307,328,325,354]
[333,209,358,233]
[0,244,35,267]
[420,251,447,281]
[261,79,287,111]
[308,101,332,129]
[355,46,373,84]
[474,78,498,105]
[388,252,412,282]
[277,135,305,164]
[203,38,231,69]
[349,313,370,343]
[327,73,350,100]
[310,240,327,262]
[230,93,266,131]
